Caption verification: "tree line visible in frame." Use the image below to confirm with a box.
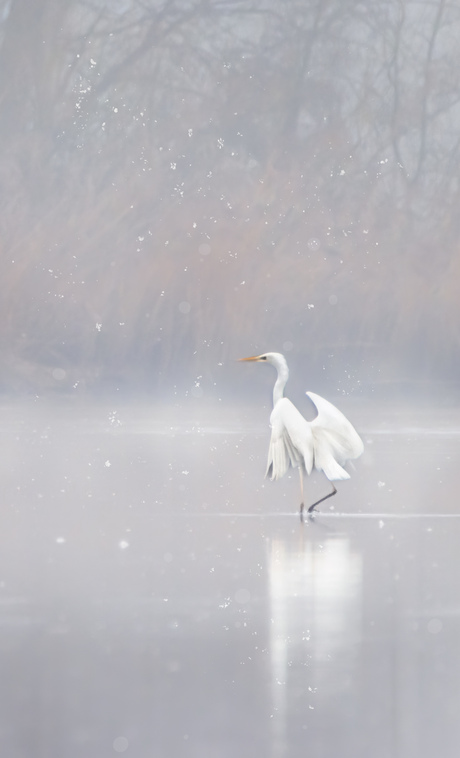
[0,0,459,394]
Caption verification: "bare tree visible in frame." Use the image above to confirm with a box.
[1,0,460,391]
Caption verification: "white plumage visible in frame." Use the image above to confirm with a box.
[240,352,363,515]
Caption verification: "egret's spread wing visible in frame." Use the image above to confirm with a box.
[307,391,364,480]
[266,398,314,480]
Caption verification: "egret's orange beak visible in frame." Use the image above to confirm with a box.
[238,355,261,362]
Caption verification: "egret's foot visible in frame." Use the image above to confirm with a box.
[307,484,337,514]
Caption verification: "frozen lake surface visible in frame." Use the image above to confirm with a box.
[1,397,460,757]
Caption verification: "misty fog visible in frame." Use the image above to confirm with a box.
[1,0,460,394]
[1,2,460,757]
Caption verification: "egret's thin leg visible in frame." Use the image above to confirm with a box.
[299,468,305,518]
[308,483,337,513]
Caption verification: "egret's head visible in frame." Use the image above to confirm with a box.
[239,353,289,403]
[239,352,287,369]
[239,353,284,366]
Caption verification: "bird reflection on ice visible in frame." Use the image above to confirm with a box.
[268,534,362,757]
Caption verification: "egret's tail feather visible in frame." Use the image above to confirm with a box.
[318,457,350,481]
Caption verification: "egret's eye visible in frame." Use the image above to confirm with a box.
[260,356,267,360]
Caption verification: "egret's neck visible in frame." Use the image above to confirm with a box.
[273,359,289,406]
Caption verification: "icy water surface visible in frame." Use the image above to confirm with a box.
[1,397,460,757]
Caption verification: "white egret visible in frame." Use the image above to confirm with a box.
[239,352,363,516]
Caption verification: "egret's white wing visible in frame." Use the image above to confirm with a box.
[266,398,314,480]
[307,391,364,480]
